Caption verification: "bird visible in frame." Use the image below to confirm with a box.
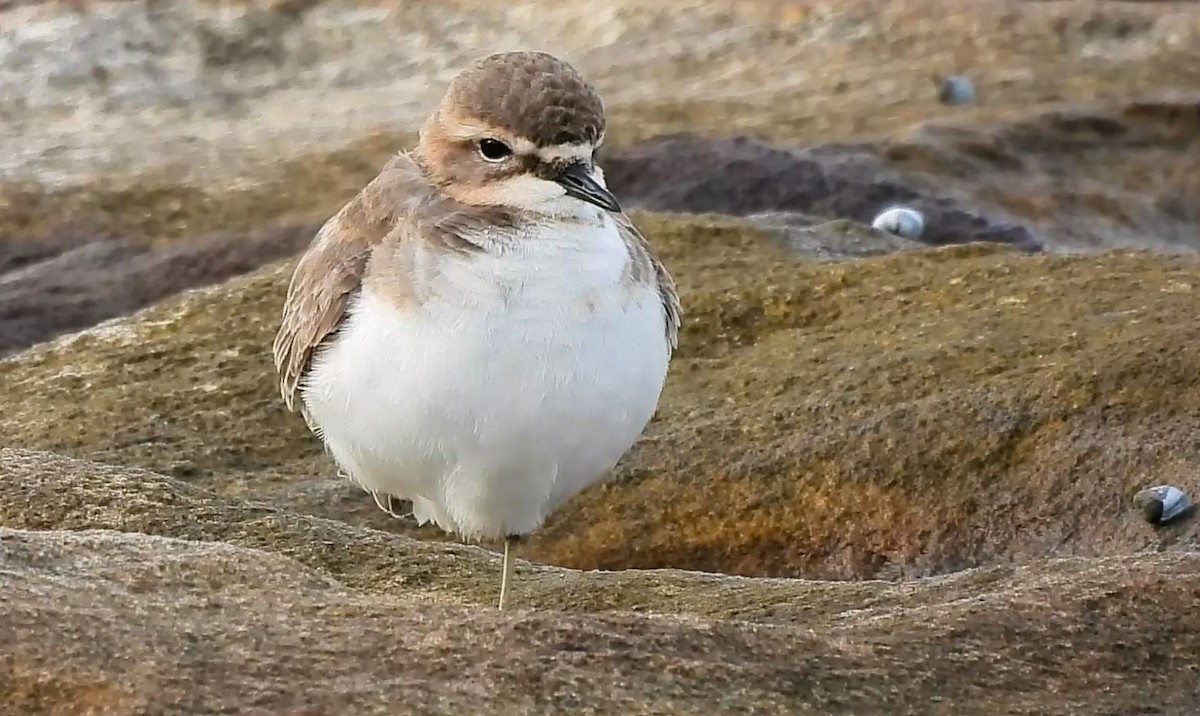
[272,51,680,610]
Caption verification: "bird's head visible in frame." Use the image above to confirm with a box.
[415,51,619,218]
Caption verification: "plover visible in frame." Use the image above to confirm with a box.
[273,51,680,610]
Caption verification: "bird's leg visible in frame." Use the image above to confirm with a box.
[498,534,521,611]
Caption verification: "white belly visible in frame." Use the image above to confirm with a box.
[300,231,671,540]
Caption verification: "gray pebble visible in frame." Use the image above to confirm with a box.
[871,206,925,240]
[937,75,975,105]
[1133,485,1192,525]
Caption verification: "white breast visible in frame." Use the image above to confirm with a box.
[300,218,671,540]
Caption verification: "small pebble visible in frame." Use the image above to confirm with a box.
[937,75,975,105]
[1133,485,1192,526]
[871,206,925,240]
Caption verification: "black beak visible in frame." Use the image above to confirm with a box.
[554,162,621,213]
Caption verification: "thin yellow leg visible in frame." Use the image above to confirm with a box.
[498,535,517,611]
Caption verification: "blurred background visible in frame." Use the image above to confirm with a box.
[5,0,1200,349]
[4,0,1200,356]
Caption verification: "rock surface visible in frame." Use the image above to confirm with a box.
[5,448,1200,715]
[6,0,1200,713]
[0,223,315,356]
[5,0,1200,188]
[4,213,1199,581]
[602,134,1042,249]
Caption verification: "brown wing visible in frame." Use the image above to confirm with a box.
[653,249,682,352]
[614,212,680,351]
[272,152,427,414]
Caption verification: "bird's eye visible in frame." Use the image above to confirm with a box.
[478,138,512,162]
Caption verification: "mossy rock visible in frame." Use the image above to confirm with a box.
[3,212,1197,579]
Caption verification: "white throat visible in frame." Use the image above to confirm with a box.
[489,165,613,221]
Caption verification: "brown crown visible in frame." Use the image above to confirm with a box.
[444,51,605,147]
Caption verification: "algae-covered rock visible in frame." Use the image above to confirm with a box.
[6,0,1200,712]
[3,447,1200,715]
[3,212,1199,580]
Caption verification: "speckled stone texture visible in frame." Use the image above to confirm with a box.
[4,448,1200,715]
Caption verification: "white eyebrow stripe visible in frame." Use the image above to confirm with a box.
[510,137,538,154]
[441,116,489,140]
[436,118,593,163]
[536,143,594,164]
[437,115,535,154]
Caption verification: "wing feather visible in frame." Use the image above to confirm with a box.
[272,153,425,413]
[615,212,681,351]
